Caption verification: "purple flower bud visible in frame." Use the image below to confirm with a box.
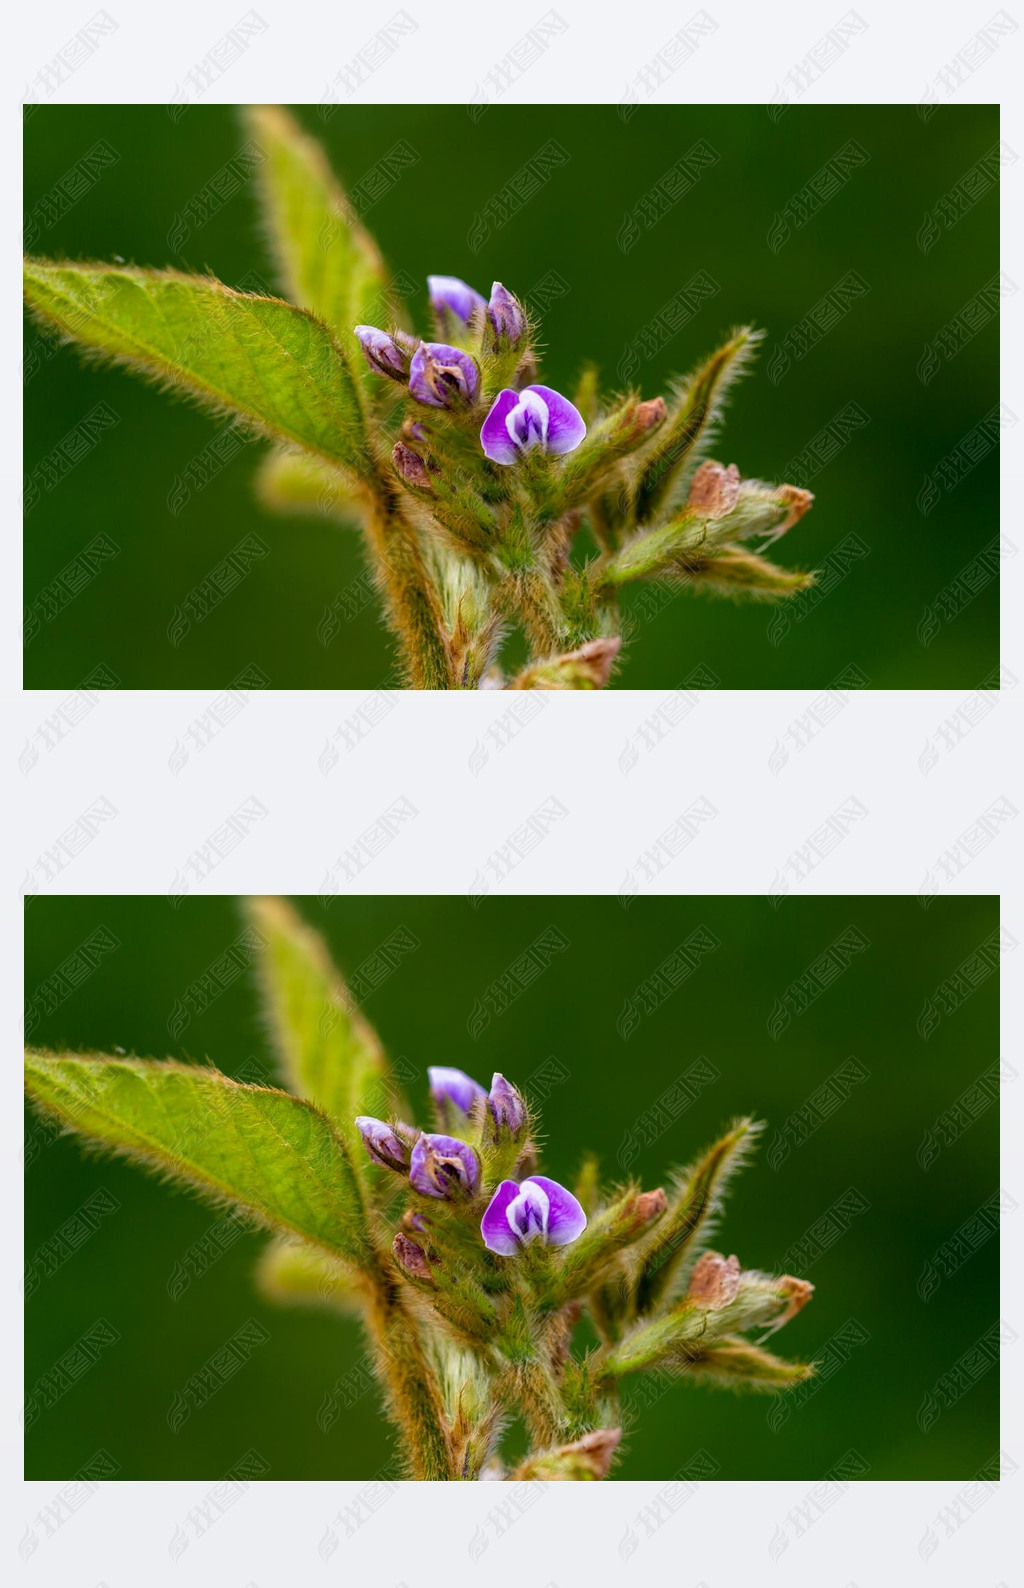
[428,1066,486,1122]
[355,1116,413,1173]
[427,274,486,327]
[409,342,480,408]
[480,385,586,466]
[488,1072,526,1138]
[353,325,412,381]
[487,282,527,348]
[409,1133,480,1199]
[481,1175,587,1255]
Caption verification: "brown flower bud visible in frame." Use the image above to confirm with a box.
[393,1231,434,1284]
[634,396,668,435]
[687,1250,741,1309]
[392,442,433,494]
[687,460,741,520]
[777,1273,814,1323]
[777,484,814,533]
[635,1188,669,1226]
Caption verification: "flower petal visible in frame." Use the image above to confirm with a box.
[481,1179,523,1255]
[428,1065,486,1115]
[524,1175,587,1246]
[480,389,521,465]
[409,342,479,408]
[524,385,587,456]
[427,274,485,324]
[409,1133,479,1198]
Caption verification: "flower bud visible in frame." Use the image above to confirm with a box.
[687,1250,741,1309]
[393,1231,435,1283]
[487,282,527,349]
[634,396,668,435]
[428,1066,486,1130]
[409,1132,480,1199]
[409,342,480,408]
[687,460,741,520]
[427,274,486,329]
[392,442,433,493]
[776,1273,814,1325]
[635,1187,669,1226]
[353,325,412,381]
[355,1115,414,1174]
[488,1072,527,1138]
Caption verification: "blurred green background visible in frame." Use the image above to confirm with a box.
[25,895,998,1480]
[24,105,998,689]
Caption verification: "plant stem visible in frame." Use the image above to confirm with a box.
[363,483,454,689]
[508,1356,569,1449]
[502,566,567,659]
[364,1279,453,1479]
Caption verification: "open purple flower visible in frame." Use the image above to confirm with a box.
[427,274,486,326]
[355,1116,414,1173]
[429,1066,486,1120]
[353,325,412,381]
[409,1133,480,1199]
[480,385,586,465]
[481,1175,587,1255]
[409,342,480,408]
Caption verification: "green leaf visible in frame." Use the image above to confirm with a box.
[244,897,401,1182]
[255,1235,365,1315]
[24,1049,371,1266]
[243,106,400,382]
[23,259,371,477]
[633,328,762,524]
[254,446,361,521]
[634,1119,760,1314]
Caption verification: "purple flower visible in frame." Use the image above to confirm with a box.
[488,1073,526,1137]
[409,1133,480,1199]
[353,325,412,381]
[409,342,480,408]
[487,282,527,348]
[428,274,486,327]
[355,1116,414,1173]
[480,385,586,466]
[481,1175,587,1255]
[429,1066,486,1120]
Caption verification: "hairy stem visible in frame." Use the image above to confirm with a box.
[506,1356,570,1448]
[363,483,454,689]
[364,1278,454,1479]
[502,566,568,659]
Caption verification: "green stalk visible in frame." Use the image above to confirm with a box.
[363,483,454,690]
[364,1276,454,1480]
[502,565,568,659]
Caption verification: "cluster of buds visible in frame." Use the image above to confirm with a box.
[356,275,587,468]
[357,1066,587,1263]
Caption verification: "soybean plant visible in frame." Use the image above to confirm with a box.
[25,899,815,1480]
[24,107,816,688]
